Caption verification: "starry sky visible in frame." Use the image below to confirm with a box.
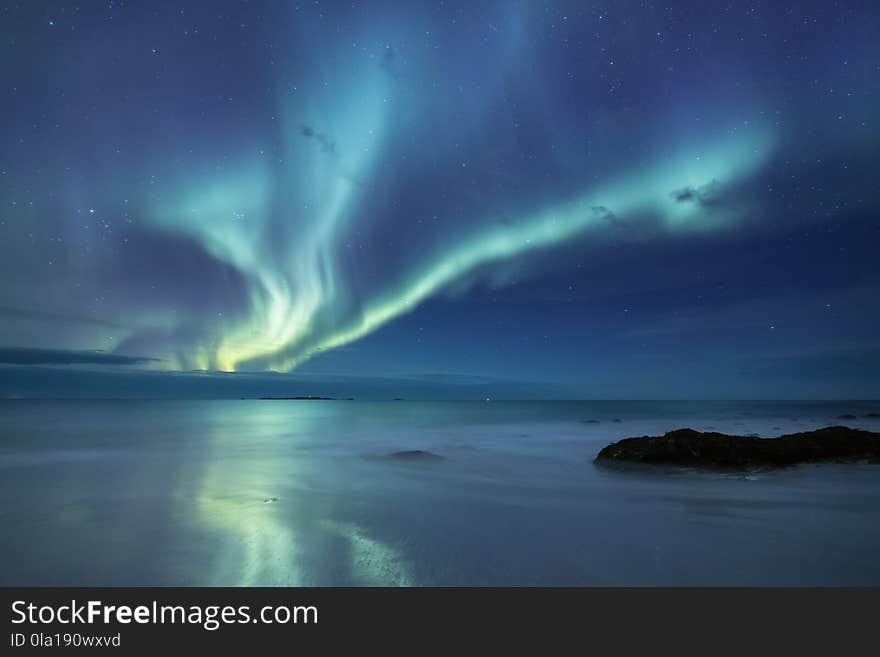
[1,0,878,399]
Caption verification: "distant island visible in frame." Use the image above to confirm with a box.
[258,396,336,400]
[595,426,880,469]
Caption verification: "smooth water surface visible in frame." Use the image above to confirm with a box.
[1,400,879,586]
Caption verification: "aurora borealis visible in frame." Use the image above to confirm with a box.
[1,0,879,398]
[164,127,774,372]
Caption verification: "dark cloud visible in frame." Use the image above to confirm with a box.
[300,124,337,157]
[592,205,625,228]
[671,180,721,207]
[298,124,368,187]
[0,347,159,366]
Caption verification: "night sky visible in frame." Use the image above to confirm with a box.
[1,1,878,399]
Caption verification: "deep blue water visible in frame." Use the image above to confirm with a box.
[1,399,879,586]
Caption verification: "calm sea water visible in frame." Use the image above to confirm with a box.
[1,399,879,586]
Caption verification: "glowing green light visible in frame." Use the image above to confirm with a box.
[154,117,773,372]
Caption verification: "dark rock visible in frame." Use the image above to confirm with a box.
[865,413,880,418]
[837,414,858,419]
[386,450,444,461]
[594,426,880,469]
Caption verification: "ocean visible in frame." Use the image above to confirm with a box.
[1,399,879,586]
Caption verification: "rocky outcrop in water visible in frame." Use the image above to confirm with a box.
[386,450,445,461]
[594,426,880,469]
